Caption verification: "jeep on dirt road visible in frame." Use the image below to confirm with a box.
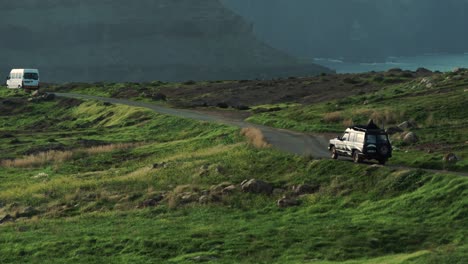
[329,120,392,165]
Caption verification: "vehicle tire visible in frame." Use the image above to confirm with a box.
[353,151,362,163]
[378,159,386,165]
[331,146,338,159]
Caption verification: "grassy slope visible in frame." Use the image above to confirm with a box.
[247,72,468,172]
[0,88,466,263]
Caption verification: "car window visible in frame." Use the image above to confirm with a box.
[24,73,39,80]
[342,132,349,141]
[366,134,377,144]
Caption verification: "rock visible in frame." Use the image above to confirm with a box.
[210,182,233,193]
[292,184,319,195]
[363,100,369,105]
[277,196,301,208]
[152,162,168,169]
[31,90,40,97]
[452,67,465,73]
[0,214,14,224]
[140,195,164,208]
[403,132,419,144]
[452,75,463,81]
[214,165,225,174]
[443,153,460,163]
[234,105,250,111]
[180,193,199,204]
[241,179,273,195]
[18,206,39,218]
[43,93,56,101]
[222,185,237,194]
[398,121,416,130]
[385,126,403,135]
[198,195,210,204]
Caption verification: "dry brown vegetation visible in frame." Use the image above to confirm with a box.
[323,111,343,123]
[1,143,139,168]
[240,127,271,148]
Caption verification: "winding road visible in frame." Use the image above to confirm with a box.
[57,93,331,158]
[57,93,467,176]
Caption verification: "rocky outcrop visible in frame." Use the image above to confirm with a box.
[0,0,331,82]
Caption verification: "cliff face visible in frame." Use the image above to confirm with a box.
[0,0,331,82]
[222,0,468,61]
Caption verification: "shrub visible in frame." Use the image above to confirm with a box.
[240,127,270,148]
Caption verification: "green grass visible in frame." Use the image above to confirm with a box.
[247,73,468,172]
[0,85,467,263]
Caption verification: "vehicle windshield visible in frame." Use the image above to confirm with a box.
[366,134,388,144]
[23,73,39,80]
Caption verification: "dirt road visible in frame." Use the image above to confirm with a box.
[56,93,331,158]
[56,93,468,177]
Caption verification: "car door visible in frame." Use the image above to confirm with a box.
[337,132,350,155]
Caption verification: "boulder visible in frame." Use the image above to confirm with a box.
[222,185,237,194]
[241,179,273,195]
[277,196,301,208]
[180,193,199,204]
[403,132,419,144]
[292,184,319,195]
[42,93,56,101]
[443,153,460,163]
[386,126,403,135]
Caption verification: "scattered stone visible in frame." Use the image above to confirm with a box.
[17,206,39,218]
[443,153,460,163]
[398,121,417,130]
[241,179,273,195]
[180,193,199,204]
[32,172,49,180]
[385,126,403,135]
[222,185,237,194]
[277,196,301,208]
[198,195,210,204]
[140,195,164,208]
[152,162,168,169]
[210,182,233,193]
[292,184,319,195]
[403,132,419,144]
[31,90,40,97]
[452,67,465,73]
[363,100,369,105]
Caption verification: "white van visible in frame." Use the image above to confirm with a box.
[6,69,40,90]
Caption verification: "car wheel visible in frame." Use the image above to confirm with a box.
[331,146,338,159]
[353,151,362,163]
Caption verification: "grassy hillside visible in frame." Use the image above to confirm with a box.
[247,71,468,172]
[0,88,466,263]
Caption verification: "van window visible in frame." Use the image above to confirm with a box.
[350,133,357,142]
[24,73,39,80]
[342,132,350,141]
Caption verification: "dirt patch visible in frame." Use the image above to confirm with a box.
[240,127,271,148]
[57,98,83,108]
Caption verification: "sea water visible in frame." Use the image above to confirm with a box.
[314,53,468,73]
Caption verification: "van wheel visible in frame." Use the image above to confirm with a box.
[353,151,362,163]
[331,146,338,159]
